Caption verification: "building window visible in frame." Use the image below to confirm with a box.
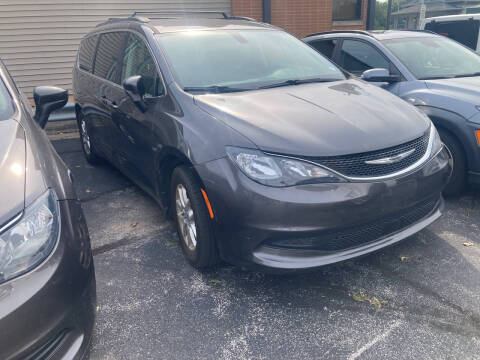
[333,0,362,21]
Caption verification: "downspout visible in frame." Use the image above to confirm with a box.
[262,0,271,23]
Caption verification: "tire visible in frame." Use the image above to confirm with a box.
[438,129,466,196]
[170,166,219,268]
[77,112,101,165]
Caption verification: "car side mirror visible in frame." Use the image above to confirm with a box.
[33,86,68,129]
[123,75,147,112]
[361,68,400,83]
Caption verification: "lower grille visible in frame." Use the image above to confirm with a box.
[303,130,430,178]
[26,330,68,360]
[266,197,438,252]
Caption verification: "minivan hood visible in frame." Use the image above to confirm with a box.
[195,79,430,157]
[0,119,25,227]
[425,77,480,119]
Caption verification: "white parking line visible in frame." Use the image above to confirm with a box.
[348,320,403,360]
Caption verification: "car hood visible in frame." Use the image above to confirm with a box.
[425,77,480,119]
[0,119,26,227]
[194,79,430,156]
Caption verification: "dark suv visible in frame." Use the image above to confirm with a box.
[73,13,451,271]
[304,30,480,195]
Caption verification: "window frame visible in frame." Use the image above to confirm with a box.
[334,38,403,79]
[78,29,167,98]
[120,32,166,98]
[332,0,363,22]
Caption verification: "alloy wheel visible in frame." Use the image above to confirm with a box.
[80,119,91,155]
[175,184,197,251]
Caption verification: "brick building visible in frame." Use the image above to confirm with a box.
[232,0,368,38]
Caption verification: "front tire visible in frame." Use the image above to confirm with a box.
[170,166,218,268]
[438,129,466,196]
[77,113,101,165]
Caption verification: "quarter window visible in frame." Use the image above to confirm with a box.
[94,32,127,84]
[333,0,363,21]
[309,39,337,59]
[78,35,98,72]
[121,34,164,97]
[338,39,390,75]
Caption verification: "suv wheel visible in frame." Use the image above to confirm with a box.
[438,129,466,196]
[170,166,218,268]
[78,116,101,164]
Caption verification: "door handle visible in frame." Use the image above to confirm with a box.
[101,96,118,109]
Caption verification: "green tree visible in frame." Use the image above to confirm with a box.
[374,0,408,30]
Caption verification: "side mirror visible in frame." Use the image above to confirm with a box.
[361,68,400,83]
[123,75,147,112]
[33,86,68,128]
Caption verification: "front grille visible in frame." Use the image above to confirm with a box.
[266,197,438,252]
[304,131,430,178]
[26,330,68,360]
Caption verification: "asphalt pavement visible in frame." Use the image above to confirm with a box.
[53,137,480,360]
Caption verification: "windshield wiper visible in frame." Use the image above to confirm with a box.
[183,85,246,94]
[454,72,480,78]
[418,76,454,80]
[257,78,339,90]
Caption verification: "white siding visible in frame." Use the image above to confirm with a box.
[0,0,231,97]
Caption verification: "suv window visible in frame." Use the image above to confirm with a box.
[338,39,390,75]
[121,34,164,97]
[78,35,98,72]
[0,78,15,120]
[94,32,127,84]
[309,39,337,59]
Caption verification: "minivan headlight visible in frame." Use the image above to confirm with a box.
[430,123,443,156]
[226,147,345,187]
[0,189,59,284]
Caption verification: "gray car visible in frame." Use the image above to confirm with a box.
[0,61,95,359]
[304,30,480,195]
[73,14,451,271]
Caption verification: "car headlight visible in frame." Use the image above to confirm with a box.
[430,123,443,156]
[0,189,59,284]
[226,147,345,187]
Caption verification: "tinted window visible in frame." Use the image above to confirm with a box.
[338,39,389,75]
[121,34,163,97]
[0,78,15,120]
[384,36,480,80]
[309,39,337,59]
[425,20,480,50]
[78,35,98,72]
[333,0,362,21]
[94,32,127,84]
[156,30,345,90]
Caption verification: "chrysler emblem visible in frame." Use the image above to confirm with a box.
[365,149,415,165]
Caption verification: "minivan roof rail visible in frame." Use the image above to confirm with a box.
[304,30,373,38]
[132,11,229,19]
[96,16,148,27]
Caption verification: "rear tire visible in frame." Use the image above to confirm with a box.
[77,112,101,165]
[170,166,218,268]
[438,129,466,196]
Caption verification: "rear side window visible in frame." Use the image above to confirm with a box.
[94,32,127,84]
[338,39,390,75]
[0,78,15,120]
[309,39,337,59]
[121,34,164,97]
[425,20,480,50]
[78,35,98,72]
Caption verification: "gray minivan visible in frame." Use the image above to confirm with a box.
[304,30,480,195]
[73,13,451,271]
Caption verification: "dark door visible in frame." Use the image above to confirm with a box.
[92,31,128,159]
[111,32,166,192]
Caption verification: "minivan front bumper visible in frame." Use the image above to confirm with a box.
[196,147,451,271]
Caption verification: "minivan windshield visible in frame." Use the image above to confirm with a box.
[383,36,480,80]
[0,78,15,120]
[156,30,345,92]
